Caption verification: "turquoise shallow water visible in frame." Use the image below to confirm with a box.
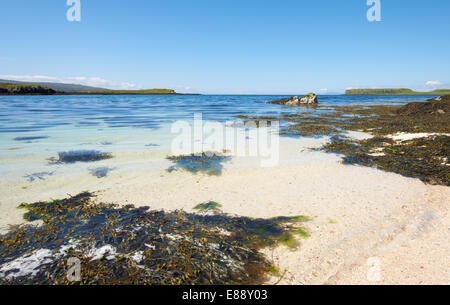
[0,94,433,179]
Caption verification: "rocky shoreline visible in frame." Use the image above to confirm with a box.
[239,95,450,186]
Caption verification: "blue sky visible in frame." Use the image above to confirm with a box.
[1,0,449,94]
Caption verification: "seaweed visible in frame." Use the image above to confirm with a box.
[265,98,291,105]
[238,97,450,185]
[294,227,310,239]
[373,136,450,185]
[266,265,280,275]
[13,136,49,141]
[167,152,231,176]
[193,201,222,213]
[0,193,310,285]
[49,150,114,164]
[24,172,54,182]
[397,95,450,116]
[285,124,340,137]
[89,167,115,178]
[238,102,449,138]
[327,218,337,224]
[322,135,450,186]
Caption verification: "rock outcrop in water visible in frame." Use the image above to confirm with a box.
[267,93,318,106]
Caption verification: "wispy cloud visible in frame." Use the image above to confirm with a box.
[0,75,141,90]
[425,80,442,88]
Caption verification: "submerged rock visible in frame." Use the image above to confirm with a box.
[267,93,318,106]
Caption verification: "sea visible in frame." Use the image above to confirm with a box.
[0,94,434,182]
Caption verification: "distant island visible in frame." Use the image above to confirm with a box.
[63,89,182,95]
[0,80,198,95]
[345,88,450,95]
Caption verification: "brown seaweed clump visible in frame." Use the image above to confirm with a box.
[0,193,309,285]
[397,95,450,116]
[322,135,450,186]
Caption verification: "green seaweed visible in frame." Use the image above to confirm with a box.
[193,201,222,212]
[167,152,231,175]
[266,265,280,275]
[277,233,298,249]
[294,227,310,239]
[327,218,337,224]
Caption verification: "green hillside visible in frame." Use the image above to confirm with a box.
[79,89,176,94]
[0,79,106,92]
[0,80,179,95]
[345,88,450,95]
[0,83,42,89]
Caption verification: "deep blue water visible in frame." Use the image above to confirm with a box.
[0,95,433,135]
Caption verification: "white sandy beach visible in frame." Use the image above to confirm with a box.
[0,135,448,285]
